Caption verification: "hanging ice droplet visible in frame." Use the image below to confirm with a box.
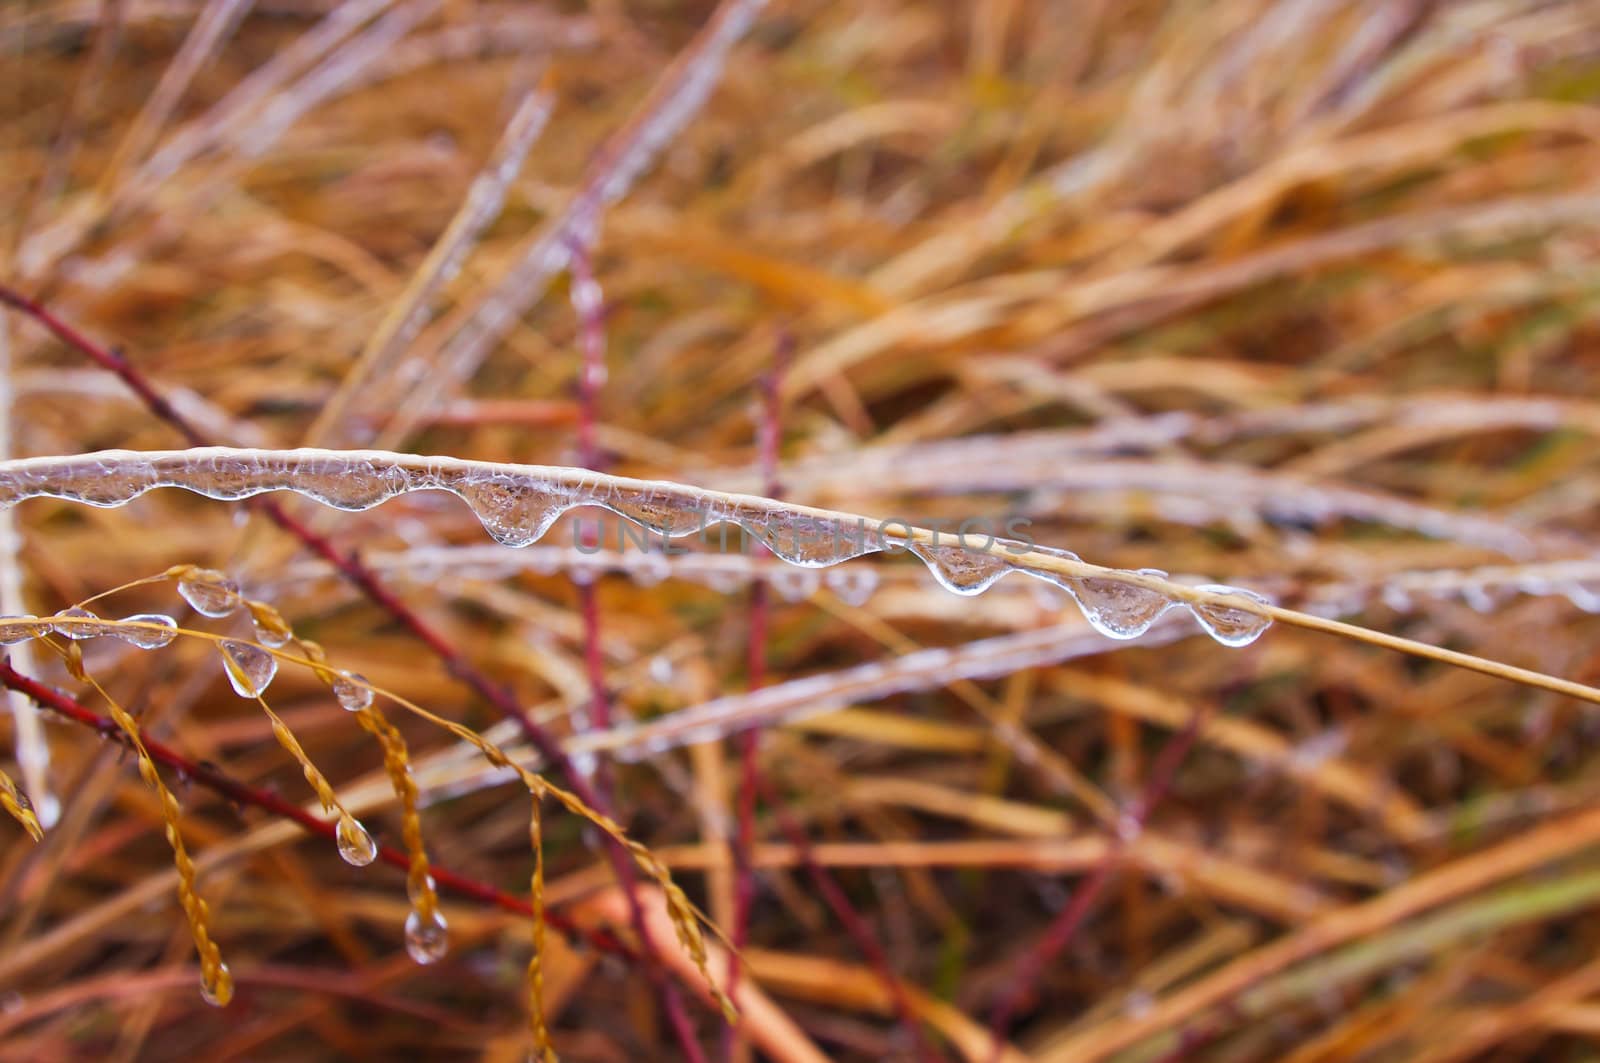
[219,640,278,698]
[911,542,1014,596]
[1566,581,1600,614]
[768,566,820,602]
[404,907,449,964]
[52,606,119,640]
[455,478,569,547]
[332,671,373,713]
[631,552,671,587]
[825,566,879,607]
[699,567,746,594]
[116,613,178,649]
[1188,585,1274,647]
[199,962,233,1007]
[1068,578,1176,639]
[177,571,242,618]
[0,616,49,645]
[336,815,377,867]
[34,792,61,830]
[246,601,293,647]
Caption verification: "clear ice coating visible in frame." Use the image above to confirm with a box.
[118,613,178,649]
[177,570,242,618]
[199,962,233,1008]
[332,671,373,713]
[252,617,292,648]
[336,815,378,867]
[0,449,1278,649]
[404,907,449,964]
[910,542,1013,596]
[52,607,119,640]
[825,566,879,607]
[768,566,821,602]
[1064,576,1178,640]
[219,640,278,698]
[0,616,50,644]
[1188,585,1274,647]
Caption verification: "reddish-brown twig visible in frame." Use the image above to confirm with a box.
[984,703,1213,1062]
[725,333,788,1061]
[560,242,706,1060]
[757,772,947,1063]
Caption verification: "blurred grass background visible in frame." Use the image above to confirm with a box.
[7,0,1600,1059]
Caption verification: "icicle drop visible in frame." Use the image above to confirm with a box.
[455,479,570,547]
[52,607,119,640]
[0,616,49,644]
[249,611,294,653]
[769,566,820,602]
[1380,585,1412,612]
[117,613,178,649]
[219,640,278,698]
[1565,581,1600,614]
[825,566,878,607]
[1188,585,1274,647]
[911,542,1014,596]
[332,671,373,713]
[404,907,449,964]
[336,815,378,867]
[631,553,671,587]
[199,962,233,1007]
[699,568,746,594]
[1067,578,1176,639]
[178,572,242,618]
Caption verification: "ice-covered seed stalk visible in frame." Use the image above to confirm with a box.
[0,448,1277,647]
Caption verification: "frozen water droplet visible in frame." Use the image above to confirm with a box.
[336,815,377,867]
[631,553,670,587]
[456,478,570,547]
[33,792,60,830]
[768,566,820,602]
[405,907,449,964]
[699,567,746,594]
[200,962,233,1007]
[1566,581,1600,614]
[911,542,1014,595]
[219,640,277,698]
[648,654,675,684]
[252,618,291,648]
[0,616,49,644]
[1189,585,1274,647]
[1461,583,1497,613]
[52,606,118,640]
[825,566,878,607]
[1381,585,1412,612]
[178,572,241,618]
[117,613,177,649]
[1068,578,1175,639]
[332,671,372,712]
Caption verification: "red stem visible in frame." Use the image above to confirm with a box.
[724,335,787,1056]
[757,772,946,1063]
[984,704,1212,1062]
